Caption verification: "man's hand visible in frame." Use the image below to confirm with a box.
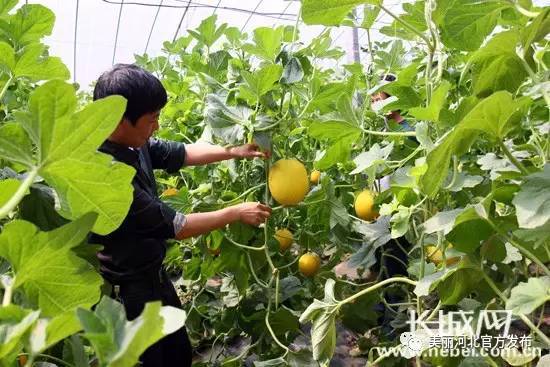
[233,202,272,226]
[229,143,271,159]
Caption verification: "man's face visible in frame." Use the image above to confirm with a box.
[371,91,388,104]
[120,111,160,148]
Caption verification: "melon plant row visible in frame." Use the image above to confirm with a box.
[0,0,549,366]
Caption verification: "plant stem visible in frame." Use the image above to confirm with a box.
[339,277,417,306]
[0,167,38,220]
[361,127,416,137]
[0,75,14,102]
[275,272,280,309]
[224,235,265,251]
[481,272,550,347]
[509,1,540,17]
[2,278,13,306]
[497,140,530,175]
[246,252,268,288]
[265,275,290,352]
[219,183,263,205]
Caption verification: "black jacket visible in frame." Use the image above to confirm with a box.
[90,139,186,283]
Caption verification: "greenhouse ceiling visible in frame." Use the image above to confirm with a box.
[29,0,406,89]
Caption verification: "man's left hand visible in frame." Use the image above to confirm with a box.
[230,143,271,159]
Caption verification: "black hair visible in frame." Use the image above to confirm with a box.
[93,64,167,124]
[378,73,396,97]
[381,73,396,82]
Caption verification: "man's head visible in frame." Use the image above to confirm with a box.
[94,64,167,148]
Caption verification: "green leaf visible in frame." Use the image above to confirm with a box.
[308,120,361,142]
[14,43,71,81]
[307,82,350,114]
[299,279,338,365]
[422,209,463,235]
[40,155,136,235]
[409,80,451,122]
[279,276,301,302]
[301,0,377,26]
[446,207,493,253]
[8,80,135,234]
[380,1,426,40]
[42,311,82,352]
[468,31,528,97]
[0,178,20,207]
[435,0,510,51]
[521,8,550,67]
[204,94,248,144]
[437,268,481,305]
[187,15,227,48]
[348,217,392,269]
[314,135,356,169]
[240,64,283,102]
[0,41,15,71]
[0,122,34,166]
[19,185,69,231]
[362,5,380,29]
[514,222,550,249]
[281,57,304,84]
[374,40,407,72]
[0,214,102,317]
[380,84,423,112]
[350,142,393,175]
[0,306,40,359]
[421,92,530,196]
[242,27,284,62]
[0,4,55,46]
[391,207,412,238]
[0,0,17,16]
[506,276,550,314]
[269,307,300,336]
[77,296,186,367]
[512,164,550,229]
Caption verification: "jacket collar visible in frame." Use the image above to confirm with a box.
[99,140,140,166]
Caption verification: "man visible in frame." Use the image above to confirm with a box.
[370,74,415,338]
[90,64,272,366]
[370,74,414,133]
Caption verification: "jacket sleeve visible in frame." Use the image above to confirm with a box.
[147,138,186,173]
[129,183,179,238]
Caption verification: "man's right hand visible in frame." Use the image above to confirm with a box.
[233,202,272,227]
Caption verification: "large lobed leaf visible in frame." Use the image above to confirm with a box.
[0,80,135,234]
[0,214,102,317]
[299,279,339,365]
[77,296,186,367]
[435,0,511,51]
[468,31,528,97]
[506,276,550,315]
[0,4,55,46]
[421,91,531,196]
[301,0,379,26]
[512,164,550,229]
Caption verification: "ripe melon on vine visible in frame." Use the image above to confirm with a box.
[310,170,321,184]
[425,244,460,266]
[299,252,321,277]
[268,159,309,205]
[354,190,378,221]
[162,187,179,197]
[274,228,293,252]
